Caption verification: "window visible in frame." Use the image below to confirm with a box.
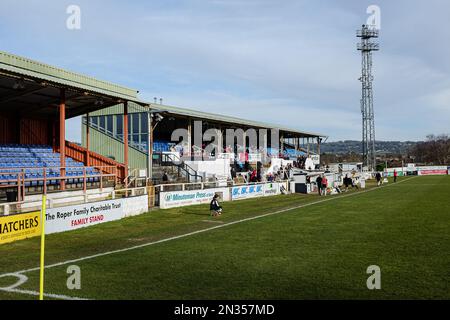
[141,134,148,151]
[116,115,123,137]
[141,113,148,133]
[106,115,113,134]
[133,113,140,134]
[99,116,106,132]
[132,134,140,144]
[91,116,98,127]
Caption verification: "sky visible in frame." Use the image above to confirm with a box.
[1,0,449,142]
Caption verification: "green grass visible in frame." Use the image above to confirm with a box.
[0,176,449,299]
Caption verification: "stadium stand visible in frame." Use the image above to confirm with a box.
[284,148,307,157]
[152,141,171,152]
[0,50,326,213]
[0,144,99,187]
[266,147,279,157]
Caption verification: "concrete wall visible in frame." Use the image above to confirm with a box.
[21,187,114,211]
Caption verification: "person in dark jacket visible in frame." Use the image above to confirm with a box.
[375,172,382,186]
[210,194,222,216]
[230,167,237,179]
[316,175,323,195]
[343,174,351,191]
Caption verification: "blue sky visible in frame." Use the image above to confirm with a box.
[1,0,449,142]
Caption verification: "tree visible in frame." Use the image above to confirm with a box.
[410,134,450,165]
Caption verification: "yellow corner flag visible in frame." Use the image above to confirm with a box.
[39,195,46,300]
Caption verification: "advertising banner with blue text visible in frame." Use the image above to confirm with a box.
[160,188,230,209]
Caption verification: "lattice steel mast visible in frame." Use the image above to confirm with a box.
[357,24,379,171]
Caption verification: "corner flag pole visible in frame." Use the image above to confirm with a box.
[39,193,47,300]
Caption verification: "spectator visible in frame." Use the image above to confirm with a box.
[343,174,350,191]
[351,176,359,189]
[162,171,169,183]
[375,172,382,186]
[250,169,257,182]
[321,175,328,196]
[230,167,237,179]
[284,167,290,180]
[333,181,342,193]
[316,175,323,195]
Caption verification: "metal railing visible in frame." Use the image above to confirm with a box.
[0,185,147,216]
[156,180,232,192]
[65,140,127,181]
[124,168,148,189]
[154,152,203,182]
[0,165,118,202]
[155,178,289,193]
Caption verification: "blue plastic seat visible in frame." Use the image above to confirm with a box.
[0,144,102,187]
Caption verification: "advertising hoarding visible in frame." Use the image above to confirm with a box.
[45,199,124,234]
[160,188,230,209]
[0,211,40,244]
[231,184,264,200]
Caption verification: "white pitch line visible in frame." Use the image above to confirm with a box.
[0,273,29,289]
[201,219,224,224]
[0,287,89,300]
[387,183,444,186]
[4,176,416,278]
[0,272,89,300]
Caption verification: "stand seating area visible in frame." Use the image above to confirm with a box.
[0,144,99,186]
[153,141,171,152]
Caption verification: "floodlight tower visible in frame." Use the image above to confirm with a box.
[357,24,379,171]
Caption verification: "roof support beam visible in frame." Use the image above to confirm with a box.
[67,100,116,118]
[65,91,90,103]
[123,101,129,179]
[0,86,46,104]
[86,113,90,166]
[59,88,66,191]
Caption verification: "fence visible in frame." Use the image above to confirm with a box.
[64,140,127,181]
[0,165,118,200]
[155,179,291,209]
[0,185,147,216]
[1,173,293,214]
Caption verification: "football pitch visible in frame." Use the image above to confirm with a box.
[0,176,449,300]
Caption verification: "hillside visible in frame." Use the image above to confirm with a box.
[319,140,418,155]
